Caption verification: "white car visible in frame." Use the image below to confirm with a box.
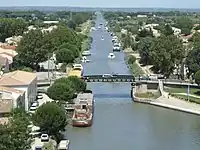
[41,134,49,142]
[32,102,39,107]
[37,95,43,99]
[82,51,91,56]
[102,74,113,78]
[29,106,37,113]
[108,53,115,59]
[73,64,83,70]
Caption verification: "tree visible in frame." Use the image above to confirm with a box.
[0,18,27,42]
[127,55,136,64]
[32,102,67,136]
[138,37,154,65]
[137,28,153,38]
[122,32,132,49]
[47,82,75,102]
[16,29,50,69]
[186,33,200,75]
[54,77,87,93]
[59,43,79,58]
[194,70,200,85]
[56,48,75,64]
[67,76,87,93]
[175,17,193,35]
[150,35,184,77]
[163,24,174,36]
[0,108,31,150]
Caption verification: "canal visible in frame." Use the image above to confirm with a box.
[66,13,200,150]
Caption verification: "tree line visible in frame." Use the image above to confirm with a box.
[104,11,200,83]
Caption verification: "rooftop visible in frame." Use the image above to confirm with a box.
[0,70,37,86]
[75,93,94,105]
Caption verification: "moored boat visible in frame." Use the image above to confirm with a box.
[72,93,94,127]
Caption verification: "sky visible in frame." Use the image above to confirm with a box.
[0,0,200,8]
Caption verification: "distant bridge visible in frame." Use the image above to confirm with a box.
[82,74,135,82]
[37,76,200,88]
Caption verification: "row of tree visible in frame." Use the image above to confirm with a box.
[0,18,27,42]
[14,25,86,70]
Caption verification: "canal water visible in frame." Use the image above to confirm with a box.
[66,13,200,150]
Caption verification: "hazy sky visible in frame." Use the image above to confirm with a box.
[1,0,200,8]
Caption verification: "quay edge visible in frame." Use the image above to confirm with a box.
[132,91,200,116]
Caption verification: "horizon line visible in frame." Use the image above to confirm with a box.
[0,6,199,9]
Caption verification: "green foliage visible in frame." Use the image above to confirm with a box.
[42,142,55,150]
[175,17,193,35]
[163,24,174,36]
[194,25,200,31]
[47,82,75,103]
[194,70,200,85]
[150,35,184,77]
[21,67,33,72]
[16,25,83,70]
[0,18,27,42]
[16,29,51,69]
[47,76,86,102]
[127,55,136,64]
[32,102,67,135]
[67,76,87,93]
[137,29,153,38]
[138,37,154,65]
[186,33,200,75]
[122,32,133,49]
[56,48,75,64]
[113,24,121,32]
[0,108,31,150]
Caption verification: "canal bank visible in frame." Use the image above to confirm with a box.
[65,12,200,150]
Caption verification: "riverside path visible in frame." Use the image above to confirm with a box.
[64,12,200,150]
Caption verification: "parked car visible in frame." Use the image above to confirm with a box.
[29,106,37,113]
[32,101,39,107]
[102,74,113,78]
[37,94,43,99]
[41,134,49,142]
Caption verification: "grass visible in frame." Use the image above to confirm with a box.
[129,62,145,76]
[135,92,160,99]
[80,20,92,35]
[171,93,200,104]
[164,87,200,96]
[81,38,91,52]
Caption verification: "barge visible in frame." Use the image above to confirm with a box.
[72,93,94,127]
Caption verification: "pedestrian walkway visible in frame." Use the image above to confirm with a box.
[155,91,200,114]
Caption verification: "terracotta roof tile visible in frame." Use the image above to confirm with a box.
[0,70,37,86]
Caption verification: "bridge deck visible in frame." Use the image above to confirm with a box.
[82,74,135,82]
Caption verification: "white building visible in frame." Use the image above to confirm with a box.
[172,27,181,36]
[0,70,37,111]
[0,86,25,124]
[43,21,59,24]
[5,36,23,46]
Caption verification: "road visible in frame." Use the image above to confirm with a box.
[65,13,200,150]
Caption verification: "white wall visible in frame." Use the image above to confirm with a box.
[6,78,37,111]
